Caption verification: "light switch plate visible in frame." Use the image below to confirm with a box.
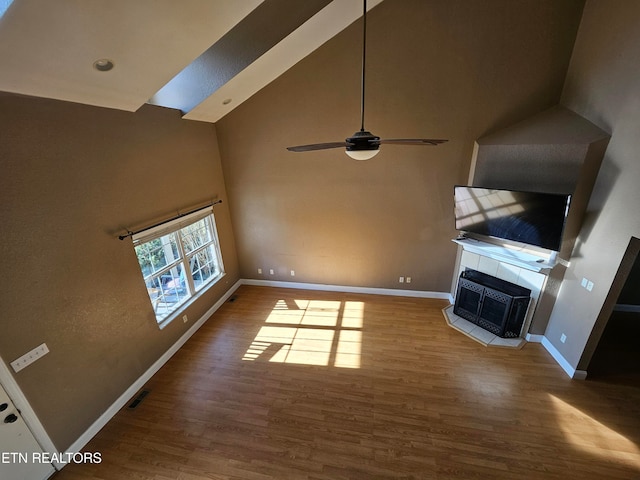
[11,343,49,372]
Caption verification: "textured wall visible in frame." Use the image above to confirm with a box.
[0,95,239,450]
[467,106,609,335]
[549,0,640,370]
[0,0,589,451]
[216,0,585,293]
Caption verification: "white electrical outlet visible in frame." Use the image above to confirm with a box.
[290,270,295,276]
[183,315,188,323]
[406,277,412,284]
[269,269,274,275]
[560,333,567,343]
[581,277,588,288]
[399,276,404,283]
[11,343,50,373]
[586,281,594,291]
[257,268,262,274]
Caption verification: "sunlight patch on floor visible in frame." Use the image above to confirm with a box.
[243,299,364,368]
[549,394,640,466]
[335,329,362,368]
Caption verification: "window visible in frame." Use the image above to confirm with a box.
[133,208,224,326]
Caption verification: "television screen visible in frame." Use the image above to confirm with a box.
[454,186,571,251]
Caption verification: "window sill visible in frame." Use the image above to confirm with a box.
[157,272,226,330]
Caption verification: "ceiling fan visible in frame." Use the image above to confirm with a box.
[287,0,448,160]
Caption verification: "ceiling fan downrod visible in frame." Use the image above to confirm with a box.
[286,0,448,158]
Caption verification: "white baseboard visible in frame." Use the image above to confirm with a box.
[242,278,454,303]
[0,357,59,462]
[59,278,451,468]
[59,279,242,469]
[540,336,586,380]
[525,333,544,343]
[58,277,596,470]
[54,279,488,469]
[573,369,588,380]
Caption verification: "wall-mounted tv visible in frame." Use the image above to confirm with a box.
[454,186,571,252]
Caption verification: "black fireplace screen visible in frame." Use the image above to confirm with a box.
[454,269,531,338]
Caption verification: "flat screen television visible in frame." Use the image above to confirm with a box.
[454,185,571,252]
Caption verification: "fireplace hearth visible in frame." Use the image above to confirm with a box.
[454,269,531,338]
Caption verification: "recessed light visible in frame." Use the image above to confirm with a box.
[222,98,232,105]
[93,59,114,72]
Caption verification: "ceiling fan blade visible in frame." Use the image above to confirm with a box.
[286,1,450,157]
[378,138,449,146]
[287,142,349,152]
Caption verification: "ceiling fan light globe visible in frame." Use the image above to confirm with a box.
[345,148,380,160]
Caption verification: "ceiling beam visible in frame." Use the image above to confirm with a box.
[149,0,332,114]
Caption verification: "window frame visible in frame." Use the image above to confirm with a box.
[132,207,225,328]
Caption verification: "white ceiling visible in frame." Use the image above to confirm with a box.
[0,0,383,123]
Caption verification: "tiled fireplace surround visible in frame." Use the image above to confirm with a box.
[436,105,611,380]
[444,246,548,348]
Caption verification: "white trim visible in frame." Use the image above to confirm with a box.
[0,357,58,463]
[157,272,227,330]
[613,303,640,313]
[132,206,213,243]
[37,277,455,471]
[541,336,584,379]
[15,277,595,474]
[9,278,592,474]
[535,302,640,380]
[59,279,242,469]
[573,369,588,380]
[241,278,454,302]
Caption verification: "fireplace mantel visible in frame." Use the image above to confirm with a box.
[452,237,556,273]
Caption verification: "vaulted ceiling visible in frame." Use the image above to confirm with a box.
[0,0,382,123]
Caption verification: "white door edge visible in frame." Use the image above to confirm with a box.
[0,355,58,459]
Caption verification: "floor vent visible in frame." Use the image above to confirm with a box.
[128,390,149,409]
[228,295,238,303]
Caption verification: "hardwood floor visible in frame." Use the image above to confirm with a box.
[53,285,640,480]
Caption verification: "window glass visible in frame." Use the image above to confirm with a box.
[134,212,224,326]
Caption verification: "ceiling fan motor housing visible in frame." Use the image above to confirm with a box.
[346,130,380,151]
[285,0,447,156]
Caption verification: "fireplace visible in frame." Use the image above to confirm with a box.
[454,269,531,338]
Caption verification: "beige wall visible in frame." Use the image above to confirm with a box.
[0,94,239,450]
[465,106,610,336]
[0,0,589,452]
[546,0,640,369]
[215,0,584,293]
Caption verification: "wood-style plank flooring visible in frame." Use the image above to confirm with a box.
[53,285,640,479]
